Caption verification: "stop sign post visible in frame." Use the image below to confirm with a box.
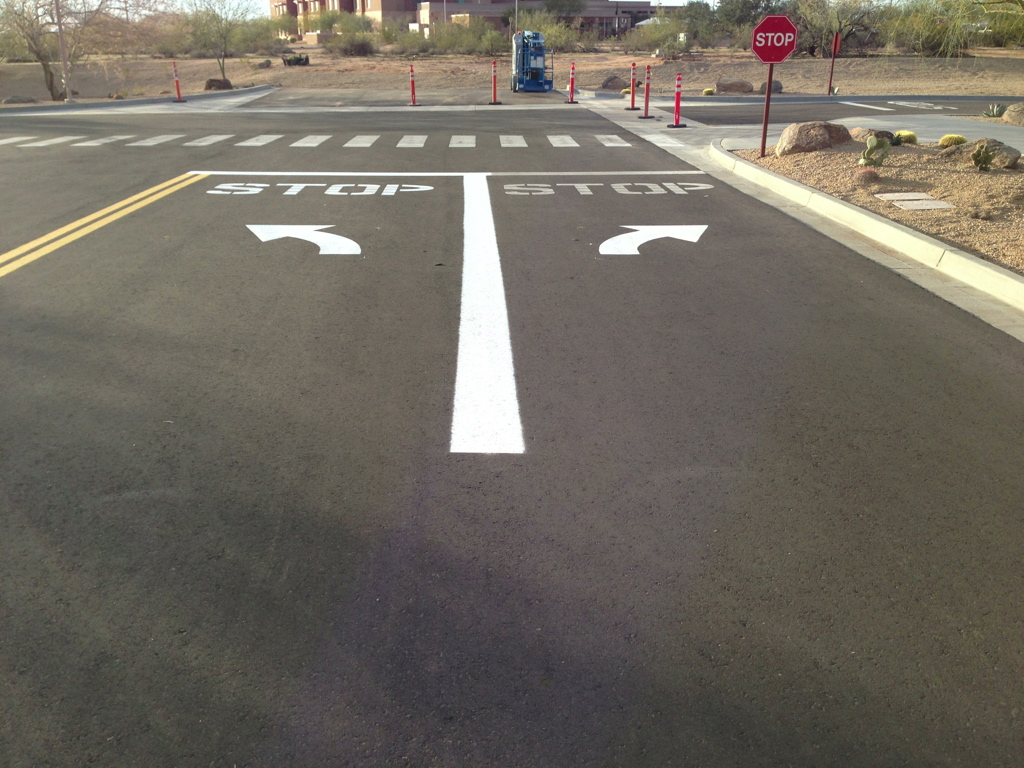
[751,15,798,157]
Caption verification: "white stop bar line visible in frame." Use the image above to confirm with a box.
[450,174,526,454]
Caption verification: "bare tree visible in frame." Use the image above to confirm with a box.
[1,0,107,99]
[184,0,252,79]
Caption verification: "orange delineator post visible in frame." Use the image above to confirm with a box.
[668,72,686,128]
[566,62,578,104]
[409,64,419,106]
[172,60,185,103]
[626,62,639,111]
[639,65,653,119]
[489,59,501,105]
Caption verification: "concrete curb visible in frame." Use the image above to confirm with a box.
[0,84,274,114]
[707,139,1024,312]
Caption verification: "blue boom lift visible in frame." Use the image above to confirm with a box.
[511,30,553,92]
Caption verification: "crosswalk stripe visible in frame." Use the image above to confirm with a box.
[19,136,86,147]
[397,135,427,148]
[595,135,631,147]
[72,135,136,146]
[182,135,234,147]
[645,134,685,148]
[235,134,283,146]
[450,135,476,148]
[292,135,331,147]
[0,136,37,146]
[126,135,186,146]
[343,135,379,147]
[500,135,527,147]
[547,135,579,147]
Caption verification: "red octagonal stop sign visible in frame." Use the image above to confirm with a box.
[751,15,798,64]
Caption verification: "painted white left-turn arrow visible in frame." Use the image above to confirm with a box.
[598,225,708,256]
[246,225,361,255]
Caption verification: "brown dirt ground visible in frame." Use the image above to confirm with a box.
[2,46,1024,102]
[736,137,1024,276]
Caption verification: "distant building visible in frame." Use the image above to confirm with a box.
[272,0,653,40]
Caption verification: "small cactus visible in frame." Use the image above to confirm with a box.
[853,167,881,186]
[971,142,995,171]
[981,103,1007,118]
[858,136,891,167]
[894,130,917,145]
[703,88,715,95]
[938,134,967,148]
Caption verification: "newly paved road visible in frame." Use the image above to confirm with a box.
[2,101,1023,766]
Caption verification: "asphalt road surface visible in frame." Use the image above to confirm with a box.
[2,104,1023,766]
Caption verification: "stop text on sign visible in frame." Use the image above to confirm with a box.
[753,31,795,47]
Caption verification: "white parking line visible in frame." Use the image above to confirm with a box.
[0,136,37,145]
[397,135,427,148]
[18,136,86,147]
[235,134,283,146]
[548,135,579,147]
[343,135,378,147]
[839,102,895,111]
[182,135,234,147]
[595,135,631,147]
[450,135,476,148]
[500,135,527,147]
[72,135,136,146]
[450,173,524,454]
[126,135,186,146]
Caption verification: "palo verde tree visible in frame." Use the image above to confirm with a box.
[184,0,252,79]
[787,0,878,56]
[0,0,108,99]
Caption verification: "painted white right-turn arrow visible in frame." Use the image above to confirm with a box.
[598,225,708,256]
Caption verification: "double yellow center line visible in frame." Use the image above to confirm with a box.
[0,172,208,280]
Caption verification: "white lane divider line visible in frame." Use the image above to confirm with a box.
[126,134,186,146]
[182,135,234,147]
[450,135,476,148]
[343,135,378,147]
[595,135,631,147]
[451,173,525,454]
[18,136,86,147]
[397,135,427,148]
[548,135,579,147]
[235,134,283,146]
[292,135,332,147]
[839,101,895,111]
[0,136,38,145]
[71,135,135,146]
[500,135,527,147]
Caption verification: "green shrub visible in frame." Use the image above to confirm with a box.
[894,130,917,145]
[394,31,432,54]
[323,33,376,56]
[938,133,967,148]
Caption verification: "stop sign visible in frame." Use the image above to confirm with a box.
[751,15,798,64]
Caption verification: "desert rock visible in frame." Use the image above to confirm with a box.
[776,121,853,157]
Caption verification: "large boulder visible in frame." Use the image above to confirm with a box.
[1003,102,1024,127]
[776,121,853,157]
[204,78,233,91]
[850,127,896,144]
[716,77,753,93]
[601,75,628,91]
[759,79,783,94]
[939,137,1020,169]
